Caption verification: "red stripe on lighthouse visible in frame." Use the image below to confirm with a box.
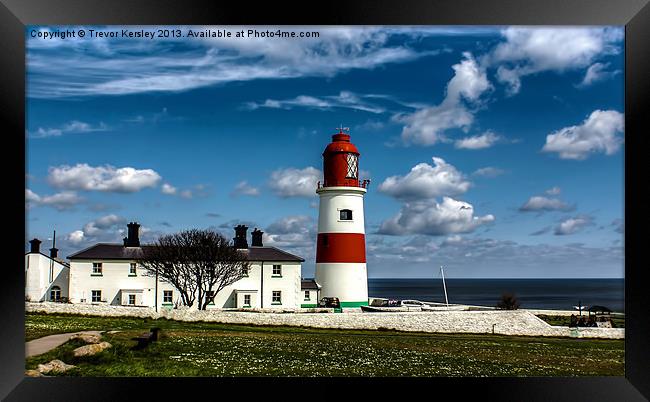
[316,233,366,263]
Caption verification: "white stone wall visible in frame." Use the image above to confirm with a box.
[25,253,69,302]
[69,260,302,309]
[25,302,624,339]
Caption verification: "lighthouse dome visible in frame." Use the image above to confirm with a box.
[322,129,361,188]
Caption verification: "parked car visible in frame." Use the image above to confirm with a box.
[318,297,341,308]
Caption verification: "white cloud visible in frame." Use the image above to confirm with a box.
[378,157,470,201]
[29,120,109,138]
[66,230,85,245]
[378,196,494,236]
[269,166,321,198]
[555,215,593,235]
[232,181,260,196]
[577,62,620,88]
[48,163,162,193]
[26,189,83,211]
[245,91,387,114]
[27,27,446,99]
[519,196,573,212]
[545,186,561,195]
[487,27,622,95]
[82,214,126,236]
[472,167,505,178]
[264,215,317,261]
[398,52,491,146]
[454,131,502,149]
[161,183,177,195]
[542,109,624,160]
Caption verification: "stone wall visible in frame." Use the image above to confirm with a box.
[26,302,624,339]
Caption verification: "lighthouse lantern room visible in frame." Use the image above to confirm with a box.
[315,127,370,308]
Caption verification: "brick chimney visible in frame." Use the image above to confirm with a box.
[123,222,141,247]
[233,225,249,249]
[251,228,263,247]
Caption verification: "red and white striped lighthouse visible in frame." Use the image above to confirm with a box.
[315,127,370,308]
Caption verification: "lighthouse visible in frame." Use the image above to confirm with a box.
[315,127,370,308]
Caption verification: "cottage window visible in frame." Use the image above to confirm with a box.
[242,266,249,276]
[340,209,353,220]
[206,290,215,305]
[304,290,310,301]
[272,265,281,276]
[50,286,61,302]
[272,291,281,304]
[128,294,136,305]
[129,263,137,276]
[244,294,251,307]
[92,262,103,275]
[163,290,173,304]
[91,290,102,303]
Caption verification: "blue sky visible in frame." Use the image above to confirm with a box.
[25,26,624,278]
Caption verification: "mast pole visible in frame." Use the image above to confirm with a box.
[441,265,449,309]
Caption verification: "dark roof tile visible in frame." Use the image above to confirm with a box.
[68,244,304,262]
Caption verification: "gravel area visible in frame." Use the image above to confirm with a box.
[26,302,624,339]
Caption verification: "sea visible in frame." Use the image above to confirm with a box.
[367,278,624,313]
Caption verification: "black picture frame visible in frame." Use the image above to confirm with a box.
[2,0,648,400]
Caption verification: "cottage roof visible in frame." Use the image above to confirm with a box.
[25,252,70,268]
[67,243,304,262]
[301,279,320,290]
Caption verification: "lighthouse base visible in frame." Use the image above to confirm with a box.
[315,262,368,307]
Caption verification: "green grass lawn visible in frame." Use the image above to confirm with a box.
[25,312,624,377]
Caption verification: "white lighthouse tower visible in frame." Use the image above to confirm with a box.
[315,127,370,308]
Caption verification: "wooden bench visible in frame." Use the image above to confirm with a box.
[131,328,160,350]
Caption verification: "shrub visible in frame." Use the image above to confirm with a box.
[497,292,520,310]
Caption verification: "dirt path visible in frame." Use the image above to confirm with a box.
[26,331,103,358]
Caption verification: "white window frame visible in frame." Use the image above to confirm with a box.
[128,294,136,305]
[206,290,215,305]
[91,290,102,303]
[244,294,251,307]
[163,290,173,304]
[92,262,103,275]
[272,264,282,276]
[272,291,281,304]
[339,209,353,221]
[129,262,137,276]
[304,290,310,301]
[50,286,61,301]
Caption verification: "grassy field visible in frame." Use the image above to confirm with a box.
[25,312,624,377]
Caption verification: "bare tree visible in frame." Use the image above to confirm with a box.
[140,229,250,310]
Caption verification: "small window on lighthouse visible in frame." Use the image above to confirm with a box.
[340,209,353,220]
[346,153,358,179]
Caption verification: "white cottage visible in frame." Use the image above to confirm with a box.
[67,223,309,310]
[25,238,70,302]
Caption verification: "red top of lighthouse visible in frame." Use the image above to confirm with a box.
[321,127,368,188]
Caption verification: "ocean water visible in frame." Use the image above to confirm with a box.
[367,278,625,313]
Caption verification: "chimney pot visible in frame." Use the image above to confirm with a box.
[29,238,41,254]
[233,224,249,249]
[251,228,264,247]
[125,222,141,247]
[50,247,58,259]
